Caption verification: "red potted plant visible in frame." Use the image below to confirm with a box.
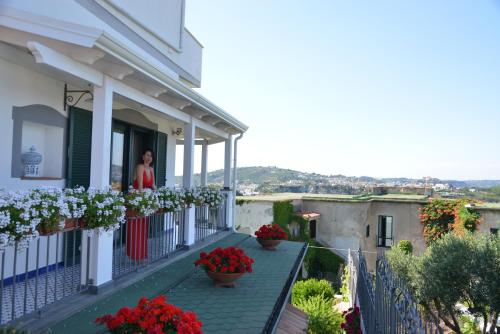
[255,224,288,250]
[341,306,362,334]
[96,295,202,334]
[194,247,254,288]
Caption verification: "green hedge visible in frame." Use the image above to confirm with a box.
[292,278,334,305]
[293,295,342,334]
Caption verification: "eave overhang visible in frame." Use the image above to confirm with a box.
[0,5,248,135]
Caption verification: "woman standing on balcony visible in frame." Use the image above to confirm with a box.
[127,148,156,261]
[132,149,156,191]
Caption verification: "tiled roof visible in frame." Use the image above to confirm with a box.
[47,233,305,334]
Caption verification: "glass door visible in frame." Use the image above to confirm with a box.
[111,123,128,191]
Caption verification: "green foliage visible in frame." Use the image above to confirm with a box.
[293,295,342,334]
[292,279,335,305]
[391,233,500,333]
[272,200,294,231]
[419,199,481,244]
[235,198,250,206]
[459,315,481,334]
[396,240,413,254]
[304,241,344,281]
[386,246,417,286]
[454,205,481,235]
[339,265,350,302]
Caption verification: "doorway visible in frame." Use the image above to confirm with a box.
[128,128,155,187]
[110,122,155,191]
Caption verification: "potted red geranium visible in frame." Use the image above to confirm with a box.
[255,224,288,250]
[341,306,362,334]
[194,247,254,288]
[96,295,202,334]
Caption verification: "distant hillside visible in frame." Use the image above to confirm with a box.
[176,166,500,189]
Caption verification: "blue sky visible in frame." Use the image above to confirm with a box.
[181,0,500,180]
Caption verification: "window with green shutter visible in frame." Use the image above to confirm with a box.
[67,107,92,188]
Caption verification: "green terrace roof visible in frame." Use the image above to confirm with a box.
[47,233,306,334]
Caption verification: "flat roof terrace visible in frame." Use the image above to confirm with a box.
[43,233,306,334]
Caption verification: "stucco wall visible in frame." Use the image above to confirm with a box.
[0,57,66,190]
[235,201,274,235]
[235,198,500,271]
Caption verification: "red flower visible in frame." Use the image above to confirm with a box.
[194,246,254,274]
[255,224,288,240]
[341,306,362,334]
[96,296,202,334]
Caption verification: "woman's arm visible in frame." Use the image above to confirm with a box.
[136,164,144,191]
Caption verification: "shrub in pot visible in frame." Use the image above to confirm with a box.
[255,223,288,250]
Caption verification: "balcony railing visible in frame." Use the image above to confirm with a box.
[0,227,89,325]
[112,210,186,279]
[194,201,227,243]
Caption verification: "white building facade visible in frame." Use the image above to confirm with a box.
[0,0,247,299]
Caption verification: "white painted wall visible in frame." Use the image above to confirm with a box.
[0,57,65,190]
[1,0,202,85]
[1,235,64,279]
[108,0,184,49]
[21,121,64,178]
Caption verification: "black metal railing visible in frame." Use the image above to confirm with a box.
[0,228,89,325]
[348,249,441,334]
[194,202,227,243]
[112,210,185,279]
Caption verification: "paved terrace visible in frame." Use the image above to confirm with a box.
[42,233,305,334]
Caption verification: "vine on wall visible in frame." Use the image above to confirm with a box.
[419,199,481,244]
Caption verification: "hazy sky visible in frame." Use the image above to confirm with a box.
[179,0,500,180]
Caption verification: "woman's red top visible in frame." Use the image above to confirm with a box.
[133,168,154,189]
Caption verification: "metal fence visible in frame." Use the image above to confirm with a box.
[0,228,89,325]
[112,210,185,279]
[348,249,441,334]
[194,202,227,243]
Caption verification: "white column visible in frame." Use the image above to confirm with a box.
[183,120,195,245]
[200,140,208,187]
[84,76,114,288]
[166,135,176,188]
[224,136,233,189]
[224,136,233,229]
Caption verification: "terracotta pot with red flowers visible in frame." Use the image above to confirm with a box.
[194,246,254,288]
[255,224,288,250]
[341,305,362,334]
[96,295,202,334]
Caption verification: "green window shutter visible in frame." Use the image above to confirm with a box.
[155,131,167,187]
[67,107,92,188]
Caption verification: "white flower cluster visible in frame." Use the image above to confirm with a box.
[157,187,184,212]
[0,189,41,251]
[196,187,225,208]
[125,188,159,216]
[85,187,126,231]
[64,186,87,219]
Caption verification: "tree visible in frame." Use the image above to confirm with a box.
[388,233,500,334]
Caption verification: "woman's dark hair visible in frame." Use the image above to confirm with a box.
[140,148,155,165]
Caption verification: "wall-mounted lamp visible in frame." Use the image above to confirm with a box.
[172,127,183,136]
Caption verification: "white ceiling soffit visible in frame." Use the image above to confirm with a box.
[0,6,248,133]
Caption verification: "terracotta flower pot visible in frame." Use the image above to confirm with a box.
[204,270,244,288]
[257,238,282,250]
[38,218,83,235]
[63,218,79,232]
[36,224,59,236]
